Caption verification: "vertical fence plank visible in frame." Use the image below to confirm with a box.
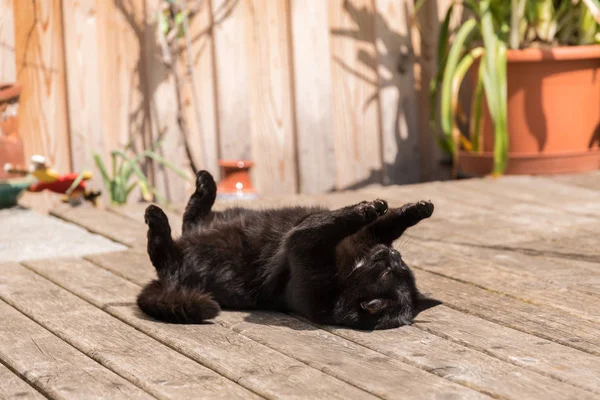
[0,0,16,82]
[95,0,154,204]
[211,0,251,161]
[374,0,420,185]
[14,0,71,213]
[289,0,336,194]
[411,0,453,182]
[244,0,298,195]
[61,0,105,193]
[95,0,149,166]
[181,0,220,178]
[329,0,383,190]
[144,0,192,204]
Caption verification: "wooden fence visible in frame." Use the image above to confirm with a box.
[0,0,454,211]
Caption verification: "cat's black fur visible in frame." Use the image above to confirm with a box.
[137,170,439,330]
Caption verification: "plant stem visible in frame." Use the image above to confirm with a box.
[510,0,527,49]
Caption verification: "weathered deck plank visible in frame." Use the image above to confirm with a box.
[0,262,259,400]
[0,300,151,400]
[23,257,379,399]
[0,362,45,400]
[403,241,600,323]
[415,305,600,394]
[108,202,183,237]
[218,311,487,399]
[452,175,600,217]
[413,269,600,356]
[546,171,600,191]
[51,205,146,248]
[84,250,593,400]
[85,249,156,287]
[318,318,597,400]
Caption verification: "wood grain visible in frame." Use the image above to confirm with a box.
[144,0,192,204]
[13,0,71,213]
[181,0,220,177]
[95,0,152,204]
[0,298,152,399]
[61,0,106,196]
[412,268,600,356]
[329,0,383,190]
[0,262,257,399]
[452,176,600,217]
[51,205,147,248]
[320,317,597,400]
[219,311,487,399]
[244,0,298,195]
[109,202,183,237]
[406,241,600,323]
[416,305,600,395]
[373,0,420,184]
[26,257,377,400]
[211,0,251,160]
[0,360,44,400]
[0,0,16,82]
[86,248,156,287]
[289,0,336,193]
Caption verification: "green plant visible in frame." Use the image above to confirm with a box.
[416,0,600,175]
[68,139,193,205]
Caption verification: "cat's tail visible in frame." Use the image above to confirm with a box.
[137,280,221,323]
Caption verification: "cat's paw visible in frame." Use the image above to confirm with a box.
[403,200,434,220]
[357,199,388,220]
[144,204,169,229]
[373,199,388,216]
[194,170,217,198]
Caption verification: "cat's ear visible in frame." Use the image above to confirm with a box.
[414,292,442,314]
[360,299,389,314]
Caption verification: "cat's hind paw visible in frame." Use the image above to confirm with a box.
[144,204,169,229]
[194,170,217,197]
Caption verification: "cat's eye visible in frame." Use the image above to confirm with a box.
[360,299,388,314]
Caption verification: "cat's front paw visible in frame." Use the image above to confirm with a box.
[357,199,388,220]
[194,170,217,198]
[144,204,169,229]
[402,200,434,220]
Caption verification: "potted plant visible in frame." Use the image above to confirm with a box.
[424,0,600,176]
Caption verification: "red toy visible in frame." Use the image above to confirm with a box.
[4,155,101,206]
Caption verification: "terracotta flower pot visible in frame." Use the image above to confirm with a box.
[216,160,257,199]
[0,83,25,180]
[459,45,600,176]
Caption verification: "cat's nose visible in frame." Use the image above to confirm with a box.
[389,248,401,263]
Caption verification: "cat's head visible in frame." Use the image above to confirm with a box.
[334,244,440,330]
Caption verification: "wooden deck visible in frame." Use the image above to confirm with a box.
[1,172,599,399]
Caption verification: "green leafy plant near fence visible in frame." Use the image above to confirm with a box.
[416,0,600,175]
[67,138,192,205]
[96,146,191,205]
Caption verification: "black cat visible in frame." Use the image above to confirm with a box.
[137,170,439,330]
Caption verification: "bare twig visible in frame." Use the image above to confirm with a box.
[179,0,208,171]
[156,0,199,175]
